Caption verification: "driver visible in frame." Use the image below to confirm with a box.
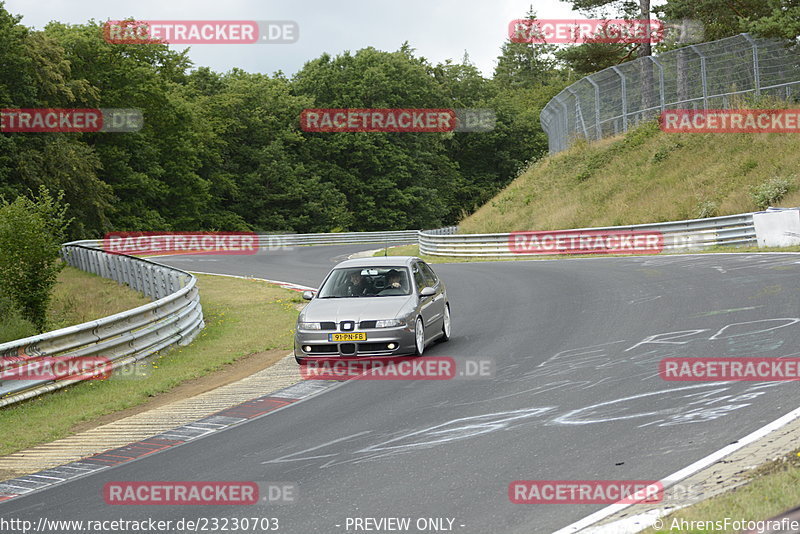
[386,269,403,289]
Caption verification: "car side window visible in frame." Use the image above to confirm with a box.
[412,263,426,291]
[419,262,438,288]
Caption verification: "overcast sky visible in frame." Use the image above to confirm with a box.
[5,0,585,77]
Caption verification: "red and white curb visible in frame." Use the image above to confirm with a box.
[0,380,339,504]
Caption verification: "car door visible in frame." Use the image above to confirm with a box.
[419,261,446,335]
[412,262,437,337]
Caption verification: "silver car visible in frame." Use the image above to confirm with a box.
[294,256,450,363]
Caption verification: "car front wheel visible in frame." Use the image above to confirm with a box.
[414,317,425,356]
[441,304,451,342]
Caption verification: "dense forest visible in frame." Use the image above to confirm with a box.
[0,0,796,238]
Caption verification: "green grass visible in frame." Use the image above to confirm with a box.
[0,274,302,456]
[645,449,800,533]
[0,265,151,344]
[459,120,800,234]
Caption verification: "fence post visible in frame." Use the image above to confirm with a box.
[690,45,708,109]
[586,77,602,140]
[555,95,569,152]
[611,66,628,131]
[567,87,589,140]
[650,56,666,114]
[742,33,761,96]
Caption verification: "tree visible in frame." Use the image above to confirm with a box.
[746,1,800,40]
[0,5,112,239]
[293,46,461,229]
[0,187,71,331]
[564,0,657,109]
[658,0,779,41]
[495,8,559,89]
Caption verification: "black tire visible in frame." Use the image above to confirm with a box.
[441,304,451,342]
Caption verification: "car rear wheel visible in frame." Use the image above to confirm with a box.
[414,317,425,356]
[441,304,451,342]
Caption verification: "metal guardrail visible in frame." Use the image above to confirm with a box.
[260,230,420,246]
[0,245,204,407]
[541,33,800,154]
[422,226,458,236]
[419,212,756,256]
[70,230,421,251]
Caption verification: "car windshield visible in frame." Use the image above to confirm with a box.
[318,267,412,298]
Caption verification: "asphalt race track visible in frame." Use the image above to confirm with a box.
[2,247,800,533]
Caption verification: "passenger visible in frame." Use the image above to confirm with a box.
[347,270,370,296]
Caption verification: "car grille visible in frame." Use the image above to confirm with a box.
[358,320,377,329]
[320,322,336,330]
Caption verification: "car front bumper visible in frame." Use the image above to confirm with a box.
[294,324,416,359]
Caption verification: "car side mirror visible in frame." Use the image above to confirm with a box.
[419,287,436,297]
[302,290,314,300]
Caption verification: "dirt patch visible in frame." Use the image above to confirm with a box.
[69,349,289,434]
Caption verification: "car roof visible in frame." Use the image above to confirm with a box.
[333,256,420,269]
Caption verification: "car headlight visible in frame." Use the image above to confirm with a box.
[298,322,321,330]
[375,319,405,328]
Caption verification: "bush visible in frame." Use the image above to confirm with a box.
[0,187,71,332]
[696,200,719,219]
[750,176,796,210]
[0,294,37,343]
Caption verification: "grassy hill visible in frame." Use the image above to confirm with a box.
[458,120,800,233]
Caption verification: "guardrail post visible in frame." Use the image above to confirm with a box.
[113,253,121,283]
[121,255,130,287]
[76,248,85,272]
[162,269,169,297]
[135,261,144,293]
[129,259,139,292]
[101,252,109,279]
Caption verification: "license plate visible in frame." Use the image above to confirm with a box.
[329,332,367,342]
